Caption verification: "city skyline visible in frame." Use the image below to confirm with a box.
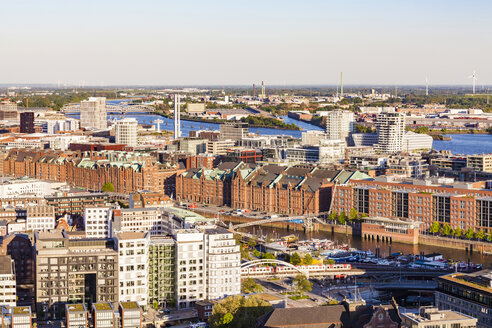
[1,0,491,86]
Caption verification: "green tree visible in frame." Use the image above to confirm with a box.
[465,228,475,240]
[453,227,463,238]
[252,249,260,258]
[442,223,452,236]
[328,212,337,222]
[261,252,276,261]
[324,258,336,265]
[208,295,273,328]
[152,300,159,310]
[303,254,313,265]
[292,275,313,297]
[475,230,485,240]
[240,244,251,260]
[242,278,263,294]
[487,233,492,242]
[247,239,256,249]
[430,221,441,235]
[290,252,302,265]
[102,182,115,192]
[348,208,358,222]
[338,212,347,225]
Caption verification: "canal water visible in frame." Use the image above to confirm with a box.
[238,224,492,267]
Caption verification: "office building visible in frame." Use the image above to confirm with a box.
[401,307,477,328]
[46,193,110,217]
[219,122,248,141]
[206,139,236,155]
[80,97,107,130]
[204,229,241,300]
[19,112,34,134]
[325,110,354,143]
[186,103,206,114]
[374,111,405,153]
[148,236,176,308]
[65,304,88,328]
[115,118,138,147]
[468,154,492,173]
[84,207,112,239]
[0,256,16,307]
[42,118,80,134]
[174,230,206,309]
[114,232,149,308]
[34,230,118,320]
[402,131,433,152]
[436,271,492,328]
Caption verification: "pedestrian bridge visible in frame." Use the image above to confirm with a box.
[231,214,329,230]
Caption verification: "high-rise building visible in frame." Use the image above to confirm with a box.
[220,122,248,141]
[375,111,405,153]
[174,230,206,309]
[325,110,354,143]
[80,97,107,130]
[115,118,138,147]
[114,232,149,309]
[34,230,118,320]
[204,229,241,300]
[148,236,176,308]
[0,255,16,307]
[19,112,35,134]
[84,206,113,239]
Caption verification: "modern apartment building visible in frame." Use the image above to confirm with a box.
[45,192,110,217]
[34,230,118,320]
[325,110,354,143]
[115,118,138,147]
[119,302,142,328]
[65,303,88,328]
[84,207,113,239]
[114,232,149,308]
[174,230,206,309]
[0,306,32,328]
[80,97,107,130]
[468,154,492,173]
[219,122,248,141]
[204,229,241,300]
[436,271,492,328]
[374,111,405,153]
[0,255,16,307]
[92,303,115,328]
[206,139,235,155]
[148,236,176,308]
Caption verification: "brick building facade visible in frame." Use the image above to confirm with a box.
[332,179,492,233]
[3,149,181,194]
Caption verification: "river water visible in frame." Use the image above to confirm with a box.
[432,134,492,155]
[238,224,492,267]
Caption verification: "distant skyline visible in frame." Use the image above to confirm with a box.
[1,0,491,86]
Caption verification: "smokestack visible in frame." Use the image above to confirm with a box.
[340,72,343,97]
[253,84,256,98]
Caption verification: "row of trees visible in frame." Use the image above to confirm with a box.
[429,222,492,241]
[327,209,366,225]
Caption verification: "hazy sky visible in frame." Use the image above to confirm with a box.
[1,0,491,86]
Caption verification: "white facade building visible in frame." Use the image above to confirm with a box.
[0,256,16,307]
[0,179,66,198]
[375,111,405,153]
[402,131,433,151]
[115,232,149,308]
[174,230,206,309]
[80,97,107,130]
[115,118,138,147]
[26,205,55,232]
[204,229,241,300]
[325,110,354,143]
[112,208,164,236]
[42,118,80,134]
[301,131,328,146]
[84,206,113,239]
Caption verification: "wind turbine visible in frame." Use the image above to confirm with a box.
[469,70,478,94]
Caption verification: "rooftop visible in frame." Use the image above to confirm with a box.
[66,304,86,313]
[93,303,113,311]
[12,307,31,315]
[114,231,148,240]
[0,256,13,275]
[438,270,492,294]
[119,302,140,311]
